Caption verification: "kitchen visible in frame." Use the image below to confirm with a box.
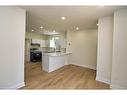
[25,30,72,73]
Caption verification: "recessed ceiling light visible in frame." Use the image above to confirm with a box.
[31,29,34,32]
[96,23,99,26]
[61,16,66,20]
[76,27,79,30]
[40,26,43,29]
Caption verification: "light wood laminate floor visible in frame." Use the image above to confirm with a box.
[22,62,110,89]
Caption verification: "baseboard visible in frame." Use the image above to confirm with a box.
[110,84,126,89]
[71,63,96,70]
[96,76,111,84]
[9,82,25,89]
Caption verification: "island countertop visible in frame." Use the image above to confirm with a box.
[42,52,72,72]
[42,52,72,56]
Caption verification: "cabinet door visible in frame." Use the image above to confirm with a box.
[32,39,41,44]
[40,40,46,47]
[45,40,50,47]
[32,39,37,44]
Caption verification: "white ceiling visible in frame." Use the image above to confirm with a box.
[20,6,126,34]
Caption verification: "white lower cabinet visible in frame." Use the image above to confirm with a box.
[42,53,71,73]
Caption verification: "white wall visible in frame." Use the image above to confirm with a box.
[25,32,46,40]
[67,29,97,70]
[111,9,127,89]
[0,7,25,89]
[96,16,113,84]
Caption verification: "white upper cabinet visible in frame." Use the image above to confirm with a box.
[40,40,46,47]
[31,39,46,47]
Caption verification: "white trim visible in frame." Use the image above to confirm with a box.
[96,76,111,84]
[70,63,96,70]
[110,84,127,89]
[9,82,25,89]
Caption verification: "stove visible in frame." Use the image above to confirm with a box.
[30,48,42,62]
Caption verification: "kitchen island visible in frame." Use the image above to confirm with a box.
[42,52,72,72]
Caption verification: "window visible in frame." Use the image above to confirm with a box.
[50,36,59,47]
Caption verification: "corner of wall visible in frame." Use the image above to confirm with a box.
[71,63,96,70]
[9,82,25,89]
[96,76,111,84]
